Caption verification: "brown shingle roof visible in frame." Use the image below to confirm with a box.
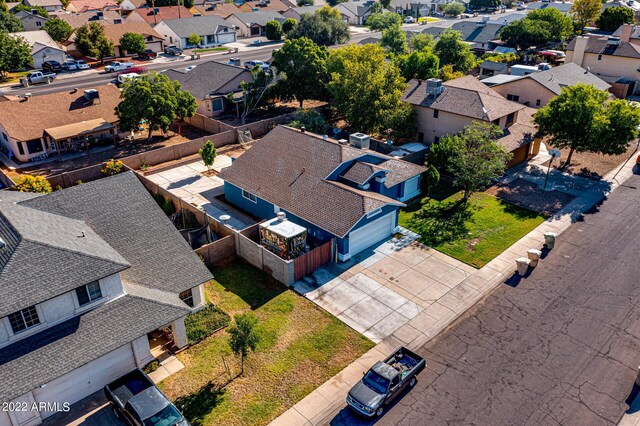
[340,161,384,185]
[238,0,290,12]
[128,6,193,23]
[402,76,525,121]
[98,21,163,46]
[52,10,122,28]
[0,84,121,141]
[498,107,537,152]
[194,2,241,17]
[566,36,640,59]
[67,0,118,12]
[218,126,419,237]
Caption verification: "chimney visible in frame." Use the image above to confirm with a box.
[570,36,588,67]
[620,24,633,43]
[277,212,286,222]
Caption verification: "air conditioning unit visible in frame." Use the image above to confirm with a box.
[349,133,370,149]
[426,78,444,96]
[84,89,99,101]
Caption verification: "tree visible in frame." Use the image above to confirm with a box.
[396,48,439,80]
[327,44,413,135]
[0,11,24,32]
[381,25,408,55]
[174,88,198,134]
[44,19,73,42]
[297,0,313,5]
[120,32,146,55]
[369,1,383,13]
[265,20,282,41]
[116,72,197,140]
[187,32,202,47]
[439,64,463,81]
[597,6,634,32]
[272,37,329,107]
[228,312,260,375]
[74,22,114,62]
[534,83,640,166]
[0,32,32,77]
[425,164,440,196]
[13,175,51,193]
[13,3,48,17]
[282,17,298,34]
[528,8,573,41]
[381,0,391,8]
[469,0,500,11]
[442,1,465,16]
[366,12,402,31]
[289,6,349,46]
[288,108,328,133]
[571,0,601,34]
[439,122,511,201]
[480,51,517,63]
[238,67,278,124]
[434,29,476,72]
[199,140,217,171]
[326,0,347,5]
[499,18,552,49]
[409,33,435,52]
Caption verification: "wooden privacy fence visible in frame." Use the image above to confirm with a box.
[293,239,334,281]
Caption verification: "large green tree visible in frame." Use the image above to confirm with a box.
[74,22,114,62]
[116,72,197,140]
[0,11,24,32]
[396,48,439,80]
[434,28,476,72]
[265,20,282,41]
[571,0,601,34]
[366,12,402,30]
[597,6,634,32]
[409,33,435,52]
[272,37,329,107]
[289,6,349,46]
[13,3,48,17]
[433,122,511,201]
[0,32,32,77]
[527,8,573,41]
[442,1,465,16]
[534,83,640,166]
[381,25,408,55]
[120,32,146,54]
[44,18,73,42]
[282,17,298,34]
[327,44,414,136]
[499,18,552,49]
[468,0,500,11]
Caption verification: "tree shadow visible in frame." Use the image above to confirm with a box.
[175,382,227,426]
[409,199,473,246]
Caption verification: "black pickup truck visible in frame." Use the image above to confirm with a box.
[104,369,190,426]
[346,347,426,418]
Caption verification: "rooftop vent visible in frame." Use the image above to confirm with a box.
[426,78,444,97]
[477,16,488,26]
[84,89,99,101]
[277,211,286,222]
[338,139,348,145]
[349,132,370,149]
[607,37,621,46]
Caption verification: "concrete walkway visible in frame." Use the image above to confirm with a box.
[271,155,638,426]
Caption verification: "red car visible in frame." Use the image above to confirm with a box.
[138,50,157,60]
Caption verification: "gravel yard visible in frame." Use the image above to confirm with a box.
[485,178,576,216]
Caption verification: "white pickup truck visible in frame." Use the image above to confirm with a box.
[22,70,56,86]
[104,61,135,73]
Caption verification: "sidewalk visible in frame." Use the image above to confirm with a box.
[270,155,638,426]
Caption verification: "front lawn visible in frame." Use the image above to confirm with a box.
[399,186,546,268]
[193,47,228,53]
[158,258,374,426]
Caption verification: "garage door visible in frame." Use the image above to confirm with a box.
[32,343,136,419]
[348,212,395,258]
[217,32,236,45]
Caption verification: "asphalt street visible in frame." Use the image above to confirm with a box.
[329,173,640,426]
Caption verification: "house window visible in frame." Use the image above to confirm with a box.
[536,99,541,107]
[506,94,519,102]
[433,109,439,118]
[206,34,215,44]
[8,306,40,334]
[179,289,194,308]
[434,136,440,143]
[76,281,102,306]
[242,189,257,203]
[36,21,42,27]
[506,113,514,124]
[211,98,224,112]
[26,139,43,154]
[16,142,25,156]
[597,54,602,60]
[493,118,500,126]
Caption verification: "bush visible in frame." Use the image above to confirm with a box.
[185,305,231,345]
[288,109,328,134]
[102,159,124,176]
[282,17,298,34]
[265,20,282,41]
[153,193,176,216]
[143,359,160,374]
[13,174,52,193]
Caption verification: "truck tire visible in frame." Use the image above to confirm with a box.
[409,377,417,387]
[46,77,51,84]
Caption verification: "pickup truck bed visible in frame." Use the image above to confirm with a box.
[107,372,152,407]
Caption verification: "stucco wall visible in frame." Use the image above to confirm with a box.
[415,107,477,144]
[492,78,556,108]
[32,48,66,69]
[569,50,640,88]
[20,15,47,31]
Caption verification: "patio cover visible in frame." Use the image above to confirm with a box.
[45,119,113,140]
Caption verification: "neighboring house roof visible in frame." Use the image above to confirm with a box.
[129,5,193,24]
[613,24,640,39]
[98,21,163,46]
[5,2,20,11]
[481,74,523,86]
[239,0,291,12]
[25,0,62,7]
[164,61,252,98]
[480,60,508,71]
[340,161,387,186]
[497,107,537,152]
[565,35,640,59]
[159,15,232,36]
[8,30,63,55]
[402,75,525,121]
[422,21,503,44]
[218,126,424,237]
[286,5,323,16]
[526,1,573,12]
[14,10,49,21]
[229,10,285,26]
[51,10,122,27]
[0,84,121,141]
[193,2,241,17]
[518,63,611,95]
[67,0,118,12]
[336,1,371,17]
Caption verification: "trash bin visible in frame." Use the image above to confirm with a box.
[20,77,29,87]
[516,257,530,276]
[527,249,542,267]
[544,232,558,249]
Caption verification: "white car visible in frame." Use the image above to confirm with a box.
[403,16,416,23]
[63,61,78,71]
[117,72,139,85]
[104,61,135,73]
[75,60,90,70]
[184,65,197,72]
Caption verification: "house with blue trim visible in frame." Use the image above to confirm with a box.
[217,125,426,261]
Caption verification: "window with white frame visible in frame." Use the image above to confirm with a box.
[76,281,103,307]
[8,306,40,333]
[179,289,194,307]
[242,189,257,203]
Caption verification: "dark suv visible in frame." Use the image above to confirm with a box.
[138,49,157,60]
[42,60,62,73]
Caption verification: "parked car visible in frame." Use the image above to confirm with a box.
[104,61,135,73]
[347,347,426,418]
[62,61,78,71]
[403,16,416,23]
[244,60,264,69]
[105,369,190,426]
[138,49,157,60]
[164,45,183,55]
[75,60,90,70]
[227,57,241,66]
[22,70,56,86]
[42,60,62,73]
[184,65,196,72]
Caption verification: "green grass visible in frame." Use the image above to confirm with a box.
[158,258,374,426]
[192,47,228,53]
[399,185,546,268]
[184,305,230,345]
[0,70,31,84]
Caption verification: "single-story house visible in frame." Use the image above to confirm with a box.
[193,2,241,17]
[13,10,49,31]
[65,0,119,13]
[225,10,285,37]
[154,15,236,48]
[489,63,612,107]
[526,1,573,13]
[8,30,66,69]
[238,0,292,13]
[69,21,164,56]
[280,4,323,21]
[164,61,253,116]
[402,76,541,167]
[479,60,509,80]
[51,9,123,28]
[24,0,63,12]
[0,84,122,163]
[335,1,372,25]
[218,125,427,261]
[0,171,212,426]
[422,19,505,51]
[126,5,193,26]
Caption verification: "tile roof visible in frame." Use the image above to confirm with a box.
[21,172,213,294]
[51,9,122,27]
[99,21,163,45]
[0,84,121,142]
[566,35,640,59]
[67,0,119,12]
[230,10,285,26]
[128,5,193,23]
[159,15,231,37]
[164,61,252,98]
[218,126,423,237]
[0,294,189,402]
[402,76,525,121]
[193,2,241,17]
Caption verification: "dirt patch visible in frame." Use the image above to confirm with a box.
[486,178,576,216]
[466,237,481,251]
[543,143,639,180]
[202,169,218,177]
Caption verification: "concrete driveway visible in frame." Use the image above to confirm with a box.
[293,234,476,343]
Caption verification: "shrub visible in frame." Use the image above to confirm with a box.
[288,109,328,134]
[265,20,282,41]
[102,159,124,176]
[13,175,52,193]
[143,359,160,374]
[282,17,298,34]
[153,193,176,216]
[185,305,231,345]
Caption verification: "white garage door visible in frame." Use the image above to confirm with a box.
[218,32,236,45]
[32,343,136,419]
[348,212,395,258]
